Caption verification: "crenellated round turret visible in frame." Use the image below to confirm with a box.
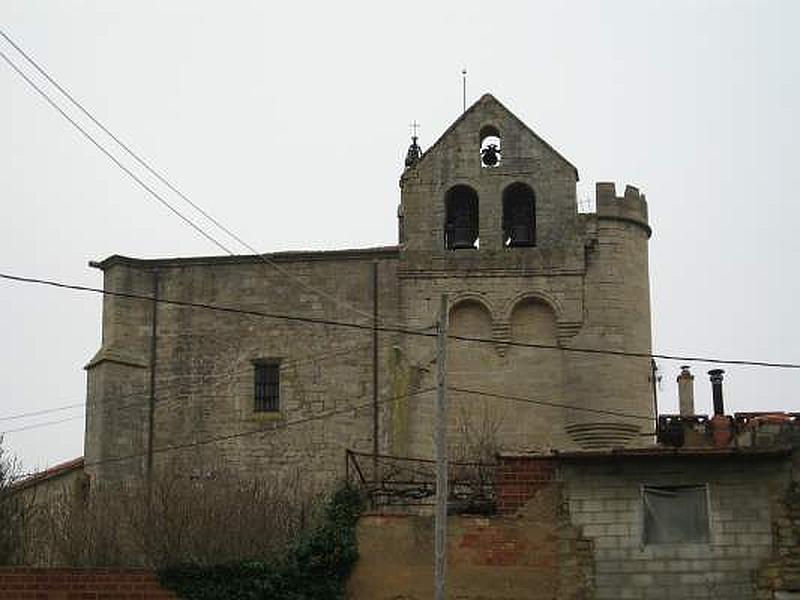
[564,182,653,448]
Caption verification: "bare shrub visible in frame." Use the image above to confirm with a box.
[449,403,504,513]
[39,482,123,566]
[451,401,505,465]
[0,438,37,565]
[131,470,320,567]
[37,469,322,568]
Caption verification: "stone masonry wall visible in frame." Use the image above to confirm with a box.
[756,451,800,599]
[87,249,401,489]
[396,95,654,455]
[85,95,655,497]
[13,464,87,566]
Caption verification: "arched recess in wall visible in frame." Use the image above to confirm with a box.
[502,182,536,247]
[510,297,558,344]
[444,185,479,250]
[507,297,564,420]
[448,300,494,384]
[448,299,501,458]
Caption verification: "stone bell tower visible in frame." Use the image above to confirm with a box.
[393,94,653,454]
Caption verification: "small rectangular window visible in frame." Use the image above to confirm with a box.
[254,362,280,412]
[642,485,710,545]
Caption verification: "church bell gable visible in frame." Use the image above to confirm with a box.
[399,94,580,259]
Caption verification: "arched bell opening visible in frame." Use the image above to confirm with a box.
[503,182,536,247]
[444,185,479,250]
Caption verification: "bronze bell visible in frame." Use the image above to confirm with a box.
[481,144,500,167]
[509,224,533,246]
[451,225,476,249]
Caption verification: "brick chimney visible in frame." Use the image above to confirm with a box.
[677,366,695,416]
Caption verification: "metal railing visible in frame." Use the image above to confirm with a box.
[346,449,497,513]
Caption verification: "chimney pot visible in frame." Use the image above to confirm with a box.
[708,369,725,416]
[677,366,695,416]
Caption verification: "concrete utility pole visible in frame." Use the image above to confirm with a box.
[435,293,449,600]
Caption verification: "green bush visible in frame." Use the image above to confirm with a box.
[159,483,364,600]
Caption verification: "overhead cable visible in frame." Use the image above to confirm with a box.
[1,414,84,435]
[0,402,84,422]
[0,47,237,256]
[0,29,397,327]
[2,271,799,370]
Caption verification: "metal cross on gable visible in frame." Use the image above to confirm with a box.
[409,120,420,139]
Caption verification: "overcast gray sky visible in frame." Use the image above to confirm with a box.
[2,0,799,472]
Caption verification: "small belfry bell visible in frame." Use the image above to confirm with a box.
[481,143,500,167]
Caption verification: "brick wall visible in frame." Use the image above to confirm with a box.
[495,455,559,514]
[348,456,594,600]
[0,568,177,599]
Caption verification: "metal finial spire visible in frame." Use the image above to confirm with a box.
[462,68,467,113]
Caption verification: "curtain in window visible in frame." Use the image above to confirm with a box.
[643,485,709,544]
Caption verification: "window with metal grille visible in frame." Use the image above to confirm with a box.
[642,484,710,544]
[254,362,280,412]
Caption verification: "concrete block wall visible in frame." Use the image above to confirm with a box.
[563,455,789,599]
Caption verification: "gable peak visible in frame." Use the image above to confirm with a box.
[406,92,578,180]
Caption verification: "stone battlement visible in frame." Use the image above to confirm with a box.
[595,182,650,237]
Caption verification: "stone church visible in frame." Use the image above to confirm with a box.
[83,93,653,489]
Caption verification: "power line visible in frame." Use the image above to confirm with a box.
[81,386,438,470]
[450,386,653,421]
[4,33,796,368]
[0,28,247,253]
[0,29,400,328]
[0,271,379,331]
[3,271,800,370]
[449,333,800,370]
[76,382,657,471]
[0,47,237,256]
[0,380,653,441]
[0,402,84,423]
[14,362,797,468]
[0,339,379,425]
[1,414,84,436]
[10,380,660,468]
